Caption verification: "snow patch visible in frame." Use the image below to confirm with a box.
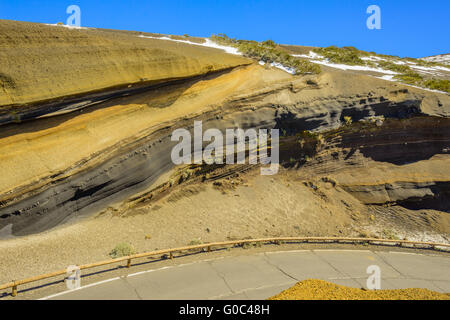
[410,64,450,73]
[292,51,323,60]
[138,35,241,55]
[434,65,450,72]
[309,59,398,74]
[270,62,296,74]
[45,23,89,30]
[377,75,394,81]
[289,51,448,94]
[391,60,407,65]
[421,54,450,65]
[293,52,396,75]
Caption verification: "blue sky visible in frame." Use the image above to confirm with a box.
[0,0,448,58]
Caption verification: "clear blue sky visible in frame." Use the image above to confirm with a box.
[1,0,448,58]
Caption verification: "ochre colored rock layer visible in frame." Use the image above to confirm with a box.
[269,279,450,300]
[0,20,250,107]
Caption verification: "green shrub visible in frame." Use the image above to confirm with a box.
[404,57,447,68]
[242,242,253,249]
[210,34,237,46]
[423,79,450,93]
[382,229,400,240]
[109,242,136,258]
[369,51,399,59]
[313,46,365,65]
[344,116,353,125]
[210,34,320,75]
[312,46,447,74]
[189,238,202,245]
[291,58,322,75]
[377,60,412,73]
[394,72,423,85]
[261,39,276,48]
[342,46,371,57]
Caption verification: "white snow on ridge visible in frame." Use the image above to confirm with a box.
[293,51,396,74]
[45,23,89,30]
[138,35,241,55]
[309,59,398,74]
[270,62,296,74]
[293,51,450,80]
[289,51,448,94]
[292,51,323,59]
[202,38,241,55]
[410,64,450,73]
[139,35,302,74]
[421,54,450,64]
[391,60,407,65]
[361,56,385,62]
[434,66,450,71]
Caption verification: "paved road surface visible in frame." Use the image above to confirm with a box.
[42,249,450,300]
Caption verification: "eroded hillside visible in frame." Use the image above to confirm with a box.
[0,21,449,283]
[0,20,250,117]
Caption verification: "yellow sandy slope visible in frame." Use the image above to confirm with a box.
[0,64,290,194]
[0,20,250,106]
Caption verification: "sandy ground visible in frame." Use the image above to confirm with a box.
[269,279,450,300]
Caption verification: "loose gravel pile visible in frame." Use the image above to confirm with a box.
[269,279,450,300]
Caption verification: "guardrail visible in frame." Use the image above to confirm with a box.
[1,236,449,297]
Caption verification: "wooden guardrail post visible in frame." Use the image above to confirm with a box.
[11,282,17,297]
[207,246,211,252]
[169,252,173,260]
[127,259,131,268]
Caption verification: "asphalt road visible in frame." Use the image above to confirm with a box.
[41,249,450,300]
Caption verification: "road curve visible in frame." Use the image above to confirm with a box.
[41,249,450,300]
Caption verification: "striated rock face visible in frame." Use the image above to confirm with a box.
[0,22,449,240]
[342,181,450,211]
[0,20,251,116]
[1,68,449,237]
[289,116,450,210]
